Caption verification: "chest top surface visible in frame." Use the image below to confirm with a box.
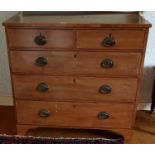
[3,12,151,28]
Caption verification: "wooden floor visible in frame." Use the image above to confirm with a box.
[0,106,154,144]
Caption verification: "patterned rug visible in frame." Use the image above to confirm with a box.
[0,134,124,144]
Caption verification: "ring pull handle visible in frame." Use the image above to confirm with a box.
[35,57,48,67]
[38,109,50,117]
[36,83,49,92]
[98,112,110,120]
[102,33,116,47]
[34,32,47,46]
[99,85,112,94]
[101,59,114,69]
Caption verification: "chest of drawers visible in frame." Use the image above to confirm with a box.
[3,12,151,142]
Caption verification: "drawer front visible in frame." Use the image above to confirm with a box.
[10,51,141,77]
[13,75,137,103]
[77,30,145,49]
[7,29,74,49]
[10,51,76,75]
[16,101,134,128]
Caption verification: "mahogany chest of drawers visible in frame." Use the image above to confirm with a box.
[3,12,151,142]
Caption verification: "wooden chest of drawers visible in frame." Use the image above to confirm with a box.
[3,12,151,142]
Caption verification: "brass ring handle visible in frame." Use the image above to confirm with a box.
[35,57,48,67]
[102,33,116,47]
[34,33,47,46]
[99,85,112,94]
[101,59,114,68]
[98,112,110,120]
[36,83,49,92]
[38,109,50,117]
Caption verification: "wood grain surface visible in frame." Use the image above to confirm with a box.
[13,75,138,103]
[77,30,146,49]
[7,29,74,49]
[16,100,134,129]
[10,51,142,77]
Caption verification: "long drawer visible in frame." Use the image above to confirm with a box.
[13,75,138,103]
[7,29,74,49]
[77,30,145,49]
[16,101,134,129]
[10,51,141,77]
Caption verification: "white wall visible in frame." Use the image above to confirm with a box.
[0,11,155,109]
[138,12,155,110]
[0,11,17,96]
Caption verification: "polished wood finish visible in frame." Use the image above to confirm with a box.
[13,75,138,103]
[3,13,151,28]
[3,12,151,142]
[7,29,74,49]
[16,101,134,128]
[77,30,146,49]
[10,51,142,77]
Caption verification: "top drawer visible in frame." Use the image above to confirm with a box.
[77,30,145,50]
[7,29,74,49]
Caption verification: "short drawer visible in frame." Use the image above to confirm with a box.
[10,51,141,77]
[13,75,138,103]
[16,101,134,129]
[7,29,74,49]
[77,30,145,49]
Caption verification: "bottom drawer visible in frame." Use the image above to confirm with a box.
[16,101,134,129]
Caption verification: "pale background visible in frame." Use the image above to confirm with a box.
[0,11,155,109]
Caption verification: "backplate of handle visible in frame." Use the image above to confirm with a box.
[101,59,114,68]
[102,33,116,47]
[35,57,48,67]
[99,85,112,94]
[37,83,49,92]
[38,109,50,117]
[98,112,110,120]
[34,33,47,46]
